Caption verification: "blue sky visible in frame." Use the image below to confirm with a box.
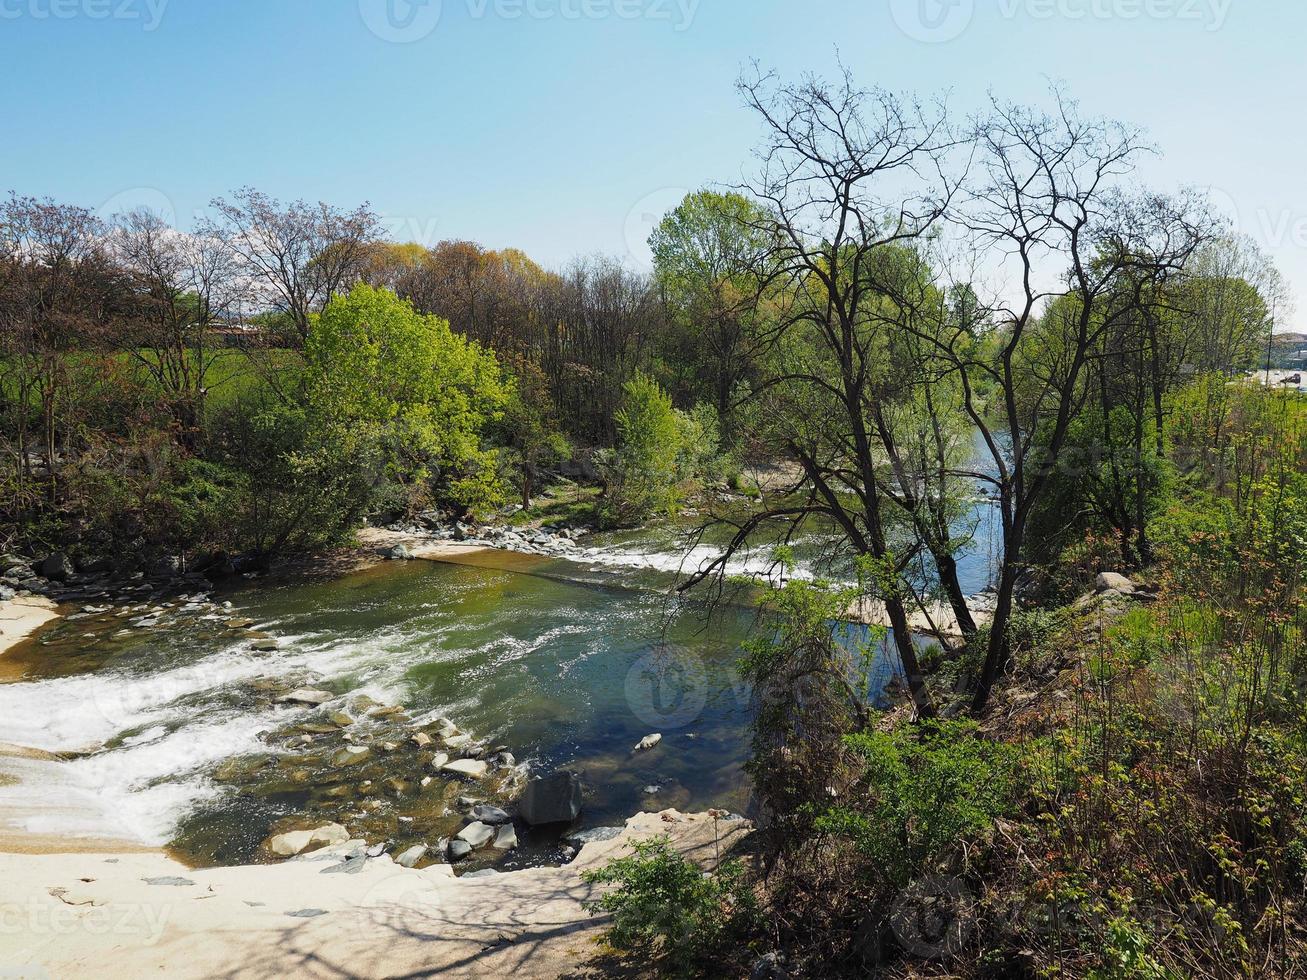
[2,0,1305,328]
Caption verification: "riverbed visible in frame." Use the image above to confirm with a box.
[0,488,999,871]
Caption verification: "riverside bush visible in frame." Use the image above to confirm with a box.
[581,836,759,976]
[819,720,1018,889]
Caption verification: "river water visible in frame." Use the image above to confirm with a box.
[0,495,999,870]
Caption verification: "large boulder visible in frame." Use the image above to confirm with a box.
[1096,571,1138,594]
[36,552,74,581]
[519,770,584,826]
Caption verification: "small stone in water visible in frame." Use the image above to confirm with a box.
[633,733,662,752]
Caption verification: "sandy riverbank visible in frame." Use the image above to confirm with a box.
[0,808,747,979]
[0,595,59,659]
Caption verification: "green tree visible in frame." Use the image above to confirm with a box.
[650,189,773,435]
[597,372,686,526]
[305,284,509,518]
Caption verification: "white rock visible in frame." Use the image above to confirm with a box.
[266,822,349,857]
[492,824,518,850]
[394,844,427,868]
[457,821,495,848]
[634,733,662,752]
[1096,571,1138,594]
[441,758,488,779]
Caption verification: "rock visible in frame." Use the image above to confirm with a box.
[634,733,662,752]
[429,752,449,771]
[286,908,328,918]
[643,785,661,795]
[491,751,516,768]
[564,825,623,846]
[492,824,518,850]
[148,556,181,579]
[442,732,472,750]
[331,746,371,766]
[384,544,414,560]
[750,951,793,980]
[456,821,496,849]
[441,758,487,780]
[519,770,584,826]
[250,639,279,652]
[327,710,353,728]
[411,731,434,748]
[226,618,256,629]
[1096,571,1138,594]
[320,854,368,875]
[266,822,349,857]
[394,844,427,868]
[36,552,74,581]
[142,876,194,886]
[462,868,499,879]
[448,840,472,861]
[469,804,511,825]
[279,688,334,706]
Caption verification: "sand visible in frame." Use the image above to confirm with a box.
[0,596,59,659]
[0,809,748,979]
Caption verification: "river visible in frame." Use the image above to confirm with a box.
[0,483,1001,872]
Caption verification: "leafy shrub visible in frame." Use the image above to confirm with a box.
[581,836,759,976]
[821,719,1018,888]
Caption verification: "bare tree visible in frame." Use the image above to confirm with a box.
[0,193,121,504]
[684,67,965,718]
[111,208,237,444]
[202,188,379,342]
[933,92,1207,713]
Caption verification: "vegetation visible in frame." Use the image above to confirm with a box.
[581,835,760,977]
[3,64,1304,978]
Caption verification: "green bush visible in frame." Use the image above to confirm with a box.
[821,719,1018,888]
[581,836,759,976]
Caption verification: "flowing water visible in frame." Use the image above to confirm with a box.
[0,476,1001,871]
